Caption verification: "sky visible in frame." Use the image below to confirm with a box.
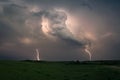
[0,0,120,61]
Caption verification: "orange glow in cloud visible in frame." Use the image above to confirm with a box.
[41,17,53,38]
[85,32,96,41]
[41,18,49,35]
[19,38,32,45]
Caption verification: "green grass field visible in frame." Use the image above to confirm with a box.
[0,60,120,80]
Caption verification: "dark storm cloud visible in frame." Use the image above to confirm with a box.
[0,20,16,41]
[3,4,26,15]
[86,0,120,60]
[0,0,120,60]
[23,0,92,10]
[0,0,10,2]
[33,9,89,47]
[0,0,90,60]
[24,0,89,6]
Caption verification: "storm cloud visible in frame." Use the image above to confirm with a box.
[0,0,120,61]
[36,9,88,47]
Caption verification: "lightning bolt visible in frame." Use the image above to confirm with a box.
[35,48,40,61]
[84,45,92,61]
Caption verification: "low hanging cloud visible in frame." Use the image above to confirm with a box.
[33,9,91,47]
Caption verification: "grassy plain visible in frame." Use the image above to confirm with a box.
[0,60,120,80]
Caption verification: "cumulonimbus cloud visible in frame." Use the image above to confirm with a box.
[33,9,91,48]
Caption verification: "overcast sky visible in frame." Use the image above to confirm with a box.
[0,0,120,61]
